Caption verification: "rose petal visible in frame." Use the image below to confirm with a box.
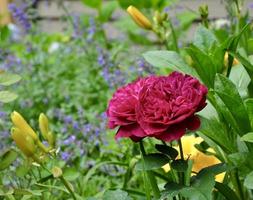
[185,115,200,131]
[115,123,146,141]
[155,126,185,142]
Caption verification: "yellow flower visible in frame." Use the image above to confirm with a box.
[127,6,152,30]
[162,135,225,182]
[11,128,36,157]
[11,111,38,141]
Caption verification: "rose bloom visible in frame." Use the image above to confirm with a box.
[106,72,208,142]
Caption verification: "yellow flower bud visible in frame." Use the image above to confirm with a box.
[127,6,152,30]
[11,128,36,157]
[47,131,55,147]
[11,111,38,141]
[39,113,49,140]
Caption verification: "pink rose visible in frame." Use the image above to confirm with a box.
[106,72,208,142]
[106,77,157,141]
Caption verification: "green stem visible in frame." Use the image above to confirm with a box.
[178,139,184,161]
[168,21,179,53]
[139,141,160,199]
[231,169,244,200]
[60,176,77,200]
[178,139,185,200]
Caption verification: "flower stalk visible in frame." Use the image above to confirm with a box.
[139,141,160,199]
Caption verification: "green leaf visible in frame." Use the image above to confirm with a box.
[81,0,101,8]
[193,25,217,52]
[171,159,188,172]
[63,167,80,181]
[187,171,215,200]
[244,171,253,189]
[245,99,253,129]
[225,24,250,76]
[16,165,30,178]
[177,11,197,31]
[229,51,253,80]
[241,132,253,143]
[0,91,18,103]
[214,74,251,135]
[136,153,170,171]
[0,26,10,41]
[214,182,240,200]
[0,149,18,171]
[198,163,230,176]
[198,116,236,153]
[155,144,178,159]
[162,171,215,200]
[99,1,117,22]
[0,73,21,86]
[186,45,216,88]
[143,50,197,76]
[103,189,132,200]
[117,0,152,9]
[229,65,251,98]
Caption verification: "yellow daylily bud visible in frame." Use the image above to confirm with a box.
[11,128,36,157]
[11,111,38,141]
[47,131,55,147]
[127,6,152,30]
[39,113,49,140]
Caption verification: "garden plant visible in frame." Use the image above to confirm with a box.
[0,0,253,199]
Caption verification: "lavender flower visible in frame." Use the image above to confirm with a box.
[63,135,76,145]
[72,14,85,38]
[87,18,96,42]
[61,151,71,161]
[8,3,31,32]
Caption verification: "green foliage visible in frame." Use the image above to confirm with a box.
[143,50,197,76]
[103,189,132,200]
[0,149,18,171]
[136,153,170,171]
[214,74,251,135]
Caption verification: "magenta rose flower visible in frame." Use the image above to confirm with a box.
[106,77,157,141]
[106,71,208,142]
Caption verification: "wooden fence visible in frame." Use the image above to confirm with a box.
[1,0,253,33]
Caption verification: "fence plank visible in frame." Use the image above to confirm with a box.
[37,0,253,19]
[0,0,12,25]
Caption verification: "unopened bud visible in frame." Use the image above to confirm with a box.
[39,113,49,140]
[199,4,208,19]
[11,111,38,141]
[154,11,162,25]
[127,6,152,30]
[11,128,36,157]
[47,131,55,147]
